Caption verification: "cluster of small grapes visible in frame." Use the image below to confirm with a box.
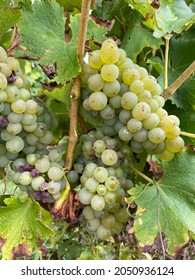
[0,46,66,202]
[81,39,185,161]
[11,147,66,203]
[67,130,133,239]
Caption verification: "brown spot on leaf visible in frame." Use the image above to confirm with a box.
[151,0,160,9]
[90,15,115,31]
[12,243,31,260]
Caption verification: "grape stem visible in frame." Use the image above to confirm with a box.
[163,35,171,90]
[180,131,195,139]
[65,0,91,171]
[130,166,156,185]
[163,60,195,101]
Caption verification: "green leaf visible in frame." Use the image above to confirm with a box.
[128,150,195,255]
[153,0,195,38]
[0,197,53,260]
[0,7,22,37]
[121,11,163,62]
[43,82,73,104]
[56,0,82,11]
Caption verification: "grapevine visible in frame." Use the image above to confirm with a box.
[0,0,195,261]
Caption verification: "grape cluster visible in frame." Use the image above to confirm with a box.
[67,130,133,239]
[0,46,66,202]
[81,39,185,161]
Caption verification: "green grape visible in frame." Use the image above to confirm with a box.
[88,50,103,70]
[96,225,111,240]
[142,113,160,129]
[11,99,26,113]
[26,133,39,145]
[152,95,165,108]
[39,131,54,145]
[85,177,99,193]
[122,68,140,85]
[6,57,20,72]
[117,48,127,64]
[48,148,62,162]
[105,176,119,191]
[103,80,120,97]
[88,91,107,111]
[6,136,24,153]
[148,99,159,112]
[133,128,148,143]
[87,74,104,91]
[47,166,64,181]
[156,108,168,119]
[91,194,105,211]
[93,140,106,154]
[20,88,31,101]
[132,102,151,120]
[97,184,107,196]
[165,136,184,153]
[1,129,15,141]
[6,85,20,102]
[84,162,97,177]
[101,213,115,229]
[143,140,157,153]
[130,79,144,94]
[79,187,93,205]
[118,126,133,142]
[100,39,120,64]
[7,112,23,123]
[101,64,119,82]
[31,176,45,191]
[109,95,121,109]
[0,46,7,62]
[166,126,181,138]
[118,58,134,73]
[100,105,115,120]
[104,191,116,205]
[154,142,166,153]
[93,167,108,183]
[0,155,9,168]
[0,72,7,90]
[18,171,32,186]
[81,63,98,84]
[26,153,40,165]
[35,157,50,173]
[142,75,157,91]
[121,91,138,111]
[127,118,142,133]
[86,218,100,231]
[25,100,38,114]
[48,181,61,194]
[21,114,37,125]
[114,207,129,222]
[23,122,38,133]
[119,109,132,124]
[137,89,152,103]
[0,62,12,77]
[13,77,24,89]
[158,149,174,161]
[0,90,7,102]
[168,115,180,126]
[159,116,178,133]
[101,149,118,166]
[82,206,94,220]
[6,123,22,135]
[148,127,166,144]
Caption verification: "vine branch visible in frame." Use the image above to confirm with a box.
[65,0,91,172]
[163,60,195,101]
[129,166,156,185]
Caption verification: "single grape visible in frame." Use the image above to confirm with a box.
[122,68,140,85]
[127,118,142,133]
[0,72,7,90]
[88,50,103,70]
[121,92,138,110]
[93,167,108,183]
[105,176,119,191]
[47,166,64,181]
[101,213,116,229]
[96,225,111,240]
[18,171,32,186]
[87,74,104,91]
[132,102,151,120]
[35,157,51,173]
[103,80,120,97]
[78,187,93,205]
[48,181,61,194]
[90,194,105,211]
[6,136,24,153]
[118,126,133,142]
[85,177,99,193]
[101,64,119,82]
[82,206,94,220]
[165,136,184,153]
[88,91,107,111]
[101,149,118,166]
[100,39,120,64]
[148,127,166,144]
[86,218,100,231]
[67,170,79,184]
[31,176,45,191]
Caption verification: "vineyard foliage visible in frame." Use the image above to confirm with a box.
[0,0,195,260]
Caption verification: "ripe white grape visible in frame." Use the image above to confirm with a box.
[133,128,148,143]
[18,171,32,186]
[119,109,132,124]
[104,191,116,205]
[118,126,133,141]
[48,181,61,194]
[25,99,38,114]
[101,149,118,166]
[127,118,142,133]
[82,206,94,220]
[0,72,7,90]
[6,57,20,72]
[39,131,54,145]
[6,136,24,153]
[90,194,105,211]
[6,122,22,135]
[101,64,119,82]
[85,177,99,193]
[0,155,9,168]
[142,113,160,129]
[100,39,120,64]
[0,62,12,77]
[137,89,152,103]
[101,213,116,229]
[165,136,184,153]
[88,91,107,111]
[20,88,31,101]
[100,104,115,120]
[158,149,174,161]
[7,112,23,123]
[122,67,140,85]
[88,50,103,70]
[11,99,26,113]
[105,176,119,191]
[142,75,157,91]
[130,79,144,94]
[121,91,138,110]
[21,114,37,125]
[93,167,108,183]
[96,225,111,240]
[87,74,104,91]
[109,95,121,109]
[103,80,120,97]
[93,140,106,154]
[97,184,107,196]
[0,91,7,102]
[86,218,100,231]
[0,46,7,62]
[35,157,50,173]
[31,176,45,191]
[159,116,178,133]
[132,102,151,120]
[6,85,20,102]
[79,187,93,205]
[47,166,64,181]
[148,127,166,144]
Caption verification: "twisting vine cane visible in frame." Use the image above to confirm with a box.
[65,0,92,172]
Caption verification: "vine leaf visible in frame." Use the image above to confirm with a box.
[127,150,195,255]
[16,0,107,84]
[0,197,53,260]
[0,7,22,38]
